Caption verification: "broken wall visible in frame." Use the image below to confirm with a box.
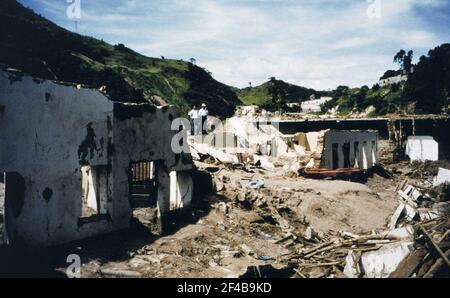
[276,117,450,160]
[0,69,115,246]
[112,103,194,228]
[405,136,438,162]
[322,130,378,170]
[226,117,292,157]
[0,69,194,246]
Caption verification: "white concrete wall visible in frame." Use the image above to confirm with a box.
[112,103,193,224]
[405,136,438,162]
[0,69,115,246]
[170,171,193,210]
[322,130,378,170]
[0,69,194,246]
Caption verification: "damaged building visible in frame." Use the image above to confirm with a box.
[190,114,379,172]
[321,130,378,170]
[0,68,193,247]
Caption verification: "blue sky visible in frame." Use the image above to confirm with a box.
[18,0,450,90]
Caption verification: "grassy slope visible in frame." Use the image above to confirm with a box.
[235,80,324,106]
[233,84,272,106]
[324,83,405,116]
[0,0,241,117]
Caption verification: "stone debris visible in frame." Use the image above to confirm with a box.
[434,168,450,186]
[405,136,439,162]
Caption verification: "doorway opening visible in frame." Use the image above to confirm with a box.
[129,161,159,231]
[332,143,339,169]
[0,172,25,245]
[80,165,110,224]
[342,142,351,168]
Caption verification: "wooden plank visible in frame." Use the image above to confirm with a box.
[418,224,450,268]
[389,248,427,278]
[300,240,335,256]
[298,261,341,268]
[304,242,343,259]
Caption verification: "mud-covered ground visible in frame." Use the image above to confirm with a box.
[0,160,440,278]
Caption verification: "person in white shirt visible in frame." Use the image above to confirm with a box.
[188,106,199,135]
[199,103,208,135]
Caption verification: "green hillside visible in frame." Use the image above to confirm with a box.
[236,78,325,106]
[321,83,404,116]
[0,0,241,117]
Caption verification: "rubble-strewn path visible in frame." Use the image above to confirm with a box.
[1,160,447,278]
[57,161,402,278]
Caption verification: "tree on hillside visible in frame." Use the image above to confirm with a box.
[261,77,288,111]
[189,58,196,65]
[405,43,450,114]
[372,83,380,91]
[394,49,413,74]
[333,85,350,98]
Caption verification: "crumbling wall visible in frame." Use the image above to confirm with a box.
[322,130,378,170]
[405,136,438,162]
[0,69,195,245]
[291,131,327,167]
[227,117,291,157]
[112,103,194,230]
[170,171,193,210]
[0,69,115,246]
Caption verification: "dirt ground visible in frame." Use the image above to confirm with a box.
[214,166,399,234]
[0,160,413,278]
[45,161,402,278]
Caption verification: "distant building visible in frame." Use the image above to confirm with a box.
[301,97,333,113]
[379,74,407,87]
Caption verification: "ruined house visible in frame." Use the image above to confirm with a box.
[321,130,378,170]
[190,114,379,171]
[0,68,193,247]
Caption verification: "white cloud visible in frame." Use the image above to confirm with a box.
[20,0,449,90]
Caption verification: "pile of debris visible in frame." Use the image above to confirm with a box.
[286,164,450,278]
[270,216,449,278]
[408,160,450,180]
[391,163,450,227]
[67,158,449,278]
[206,161,450,278]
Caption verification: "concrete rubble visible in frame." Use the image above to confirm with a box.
[405,136,439,162]
[434,168,450,186]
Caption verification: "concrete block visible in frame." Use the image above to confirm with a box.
[405,136,438,162]
[433,168,450,186]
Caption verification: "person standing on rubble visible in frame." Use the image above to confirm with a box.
[199,103,208,135]
[188,105,199,135]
